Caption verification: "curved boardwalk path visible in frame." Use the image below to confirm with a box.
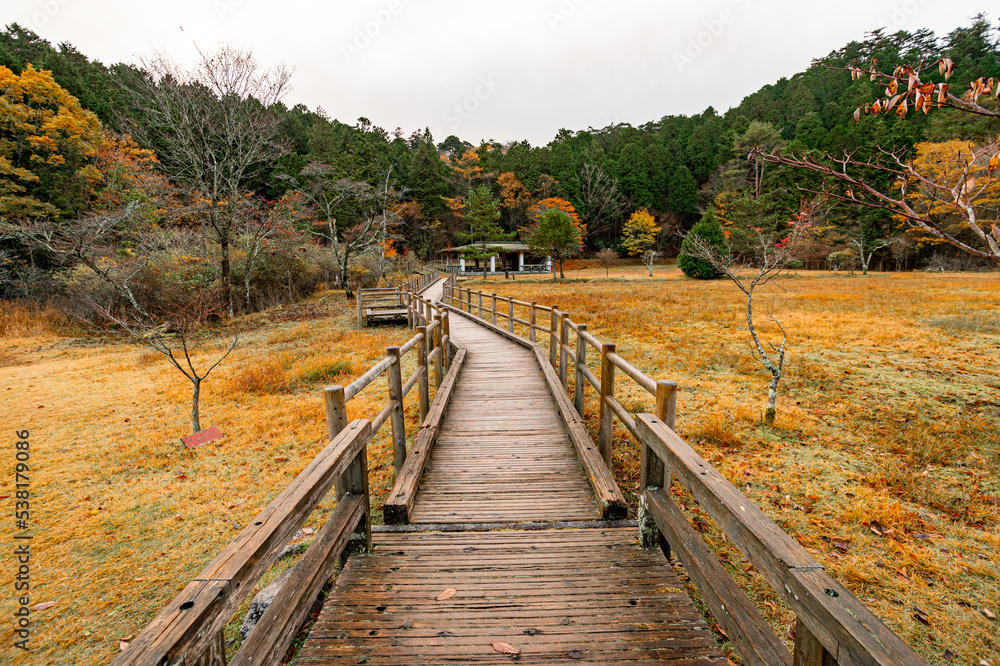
[297,279,725,665]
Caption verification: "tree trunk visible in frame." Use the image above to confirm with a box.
[765,372,779,426]
[559,259,565,279]
[220,234,233,317]
[192,378,201,434]
[341,251,354,299]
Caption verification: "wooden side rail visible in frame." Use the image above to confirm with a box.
[383,347,468,523]
[357,269,440,328]
[635,414,928,666]
[326,311,453,475]
[113,420,374,666]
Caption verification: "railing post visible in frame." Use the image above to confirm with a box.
[356,293,364,329]
[559,313,569,389]
[432,314,444,388]
[491,294,497,324]
[477,291,483,319]
[415,327,430,424]
[508,298,514,333]
[574,324,587,417]
[441,311,451,368]
[640,380,677,550]
[405,293,413,329]
[324,385,349,499]
[529,302,537,342]
[598,342,616,469]
[386,346,407,473]
[793,618,837,666]
[549,307,559,369]
[341,421,372,566]
[467,289,472,313]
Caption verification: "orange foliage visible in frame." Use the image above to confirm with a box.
[528,197,581,226]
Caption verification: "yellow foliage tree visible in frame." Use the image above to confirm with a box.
[903,139,1000,250]
[0,64,102,219]
[622,209,660,276]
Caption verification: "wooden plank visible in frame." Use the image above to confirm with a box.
[113,421,373,666]
[297,528,727,666]
[383,348,468,524]
[635,414,927,666]
[644,488,792,666]
[229,493,366,666]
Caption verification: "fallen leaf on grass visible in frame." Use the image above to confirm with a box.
[983,608,996,620]
[492,642,521,655]
[913,613,930,626]
[32,602,56,611]
[119,640,128,651]
[436,588,456,601]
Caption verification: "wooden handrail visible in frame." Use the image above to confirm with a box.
[113,420,373,666]
[636,415,928,666]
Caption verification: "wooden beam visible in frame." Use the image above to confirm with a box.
[386,347,407,473]
[574,324,587,417]
[383,348,468,524]
[113,421,372,666]
[645,488,792,666]
[598,342,616,468]
[228,494,366,666]
[634,414,928,666]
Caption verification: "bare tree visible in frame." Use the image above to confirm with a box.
[94,291,238,434]
[595,248,619,277]
[681,203,818,425]
[118,44,293,314]
[578,163,629,242]
[847,234,897,275]
[4,202,157,318]
[752,58,1000,266]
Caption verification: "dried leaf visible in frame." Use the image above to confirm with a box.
[991,225,1000,244]
[119,640,129,651]
[939,57,955,80]
[853,107,862,124]
[938,83,950,108]
[436,587,457,601]
[887,95,902,111]
[32,601,56,611]
[983,608,996,620]
[989,152,1000,175]
[764,601,778,614]
[492,641,521,655]
[913,612,931,626]
[896,99,908,118]
[886,79,899,96]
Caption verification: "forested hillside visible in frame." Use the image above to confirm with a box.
[1,16,998,310]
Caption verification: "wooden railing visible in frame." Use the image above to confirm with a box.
[440,283,928,666]
[115,277,459,666]
[356,269,439,328]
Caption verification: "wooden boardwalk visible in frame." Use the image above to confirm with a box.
[297,279,726,665]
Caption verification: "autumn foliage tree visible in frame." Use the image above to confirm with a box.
[753,57,1000,265]
[0,63,102,219]
[621,209,660,276]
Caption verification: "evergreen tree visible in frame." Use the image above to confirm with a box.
[678,209,726,279]
[455,185,509,277]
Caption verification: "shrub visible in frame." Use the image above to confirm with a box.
[678,209,725,279]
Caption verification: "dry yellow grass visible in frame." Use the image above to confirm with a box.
[474,265,999,666]
[0,292,424,665]
[0,267,997,665]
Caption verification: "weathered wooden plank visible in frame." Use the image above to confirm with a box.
[644,488,792,666]
[229,493,366,666]
[635,414,927,666]
[113,420,372,666]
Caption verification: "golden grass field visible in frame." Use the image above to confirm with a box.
[0,264,997,665]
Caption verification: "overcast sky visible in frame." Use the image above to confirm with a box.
[5,0,993,145]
